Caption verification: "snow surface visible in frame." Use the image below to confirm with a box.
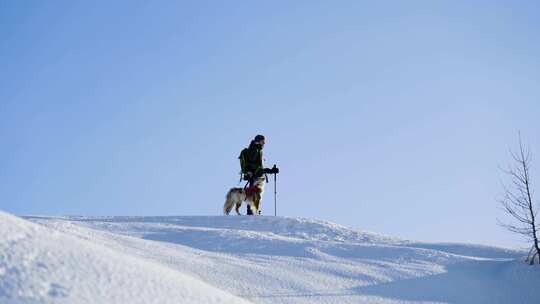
[2,211,539,303]
[0,211,250,304]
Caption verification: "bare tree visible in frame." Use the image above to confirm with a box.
[498,135,540,265]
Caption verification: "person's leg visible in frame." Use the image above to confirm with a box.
[246,178,254,215]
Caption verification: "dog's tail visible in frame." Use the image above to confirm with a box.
[223,189,235,215]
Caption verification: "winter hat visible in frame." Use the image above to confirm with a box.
[254,135,265,142]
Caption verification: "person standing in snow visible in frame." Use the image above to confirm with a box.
[239,135,275,215]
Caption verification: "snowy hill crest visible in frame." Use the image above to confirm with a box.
[1,212,538,304]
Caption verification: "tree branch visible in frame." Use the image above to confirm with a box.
[499,133,540,265]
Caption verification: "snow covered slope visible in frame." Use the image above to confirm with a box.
[3,212,539,303]
[0,211,250,304]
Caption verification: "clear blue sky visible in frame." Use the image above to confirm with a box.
[1,1,539,248]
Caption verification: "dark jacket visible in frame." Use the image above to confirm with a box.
[239,141,264,177]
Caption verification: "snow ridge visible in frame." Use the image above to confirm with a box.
[0,211,250,304]
[2,212,539,304]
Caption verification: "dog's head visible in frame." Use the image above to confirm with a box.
[252,177,265,193]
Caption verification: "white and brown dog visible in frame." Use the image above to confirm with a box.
[223,177,265,215]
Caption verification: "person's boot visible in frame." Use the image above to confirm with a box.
[246,205,253,215]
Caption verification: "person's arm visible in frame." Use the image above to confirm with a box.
[254,150,264,177]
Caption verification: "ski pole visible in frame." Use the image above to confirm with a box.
[274,171,277,216]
